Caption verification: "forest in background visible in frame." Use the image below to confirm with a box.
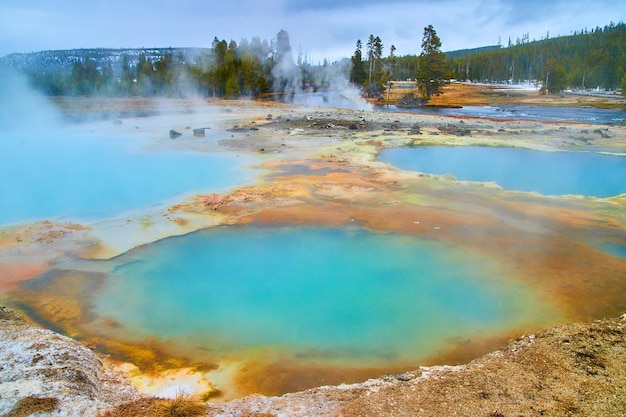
[2,21,625,99]
[353,21,625,98]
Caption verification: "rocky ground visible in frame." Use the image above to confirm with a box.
[207,313,626,417]
[2,306,626,416]
[0,307,143,416]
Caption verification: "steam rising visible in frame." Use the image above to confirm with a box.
[0,66,62,132]
[271,30,371,111]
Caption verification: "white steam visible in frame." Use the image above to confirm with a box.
[270,31,371,111]
[0,66,62,132]
[291,59,372,111]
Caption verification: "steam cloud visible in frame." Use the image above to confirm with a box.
[0,66,62,132]
[271,31,371,111]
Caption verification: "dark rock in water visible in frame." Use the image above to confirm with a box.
[169,129,182,139]
[193,128,205,137]
[348,123,358,130]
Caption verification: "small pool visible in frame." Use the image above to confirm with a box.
[90,226,550,366]
[381,105,626,125]
[0,130,258,224]
[378,146,626,197]
[602,243,626,260]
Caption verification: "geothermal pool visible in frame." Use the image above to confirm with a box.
[378,146,626,197]
[602,243,626,260]
[0,130,258,224]
[85,227,551,368]
[384,104,626,125]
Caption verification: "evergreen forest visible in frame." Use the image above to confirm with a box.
[448,21,626,92]
[7,21,626,99]
[350,21,625,97]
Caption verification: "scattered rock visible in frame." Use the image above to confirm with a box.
[594,128,611,138]
[438,124,471,136]
[196,193,235,210]
[386,120,402,130]
[394,372,417,382]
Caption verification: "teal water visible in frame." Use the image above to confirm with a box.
[0,131,257,224]
[602,243,626,260]
[382,104,626,126]
[378,146,626,197]
[92,227,548,365]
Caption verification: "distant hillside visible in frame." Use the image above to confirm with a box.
[0,31,324,98]
[387,45,510,82]
[448,21,626,91]
[0,47,208,74]
[445,45,501,59]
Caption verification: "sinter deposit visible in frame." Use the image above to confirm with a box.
[2,306,626,416]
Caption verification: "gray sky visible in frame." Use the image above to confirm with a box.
[1,0,624,61]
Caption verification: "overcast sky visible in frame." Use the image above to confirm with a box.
[1,0,624,62]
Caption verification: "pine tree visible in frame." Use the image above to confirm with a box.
[416,25,449,101]
[365,35,384,96]
[272,29,297,93]
[350,39,367,86]
[70,61,86,95]
[386,44,397,79]
[120,55,132,95]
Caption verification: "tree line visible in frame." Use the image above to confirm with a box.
[448,21,626,92]
[350,21,626,100]
[350,25,448,102]
[22,21,626,100]
[24,30,339,98]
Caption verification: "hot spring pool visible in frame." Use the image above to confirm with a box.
[602,243,626,260]
[0,130,258,224]
[378,146,626,197]
[89,226,551,367]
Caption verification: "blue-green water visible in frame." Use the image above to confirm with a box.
[378,146,626,197]
[382,105,626,125]
[602,243,626,260]
[0,131,257,224]
[93,227,549,365]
